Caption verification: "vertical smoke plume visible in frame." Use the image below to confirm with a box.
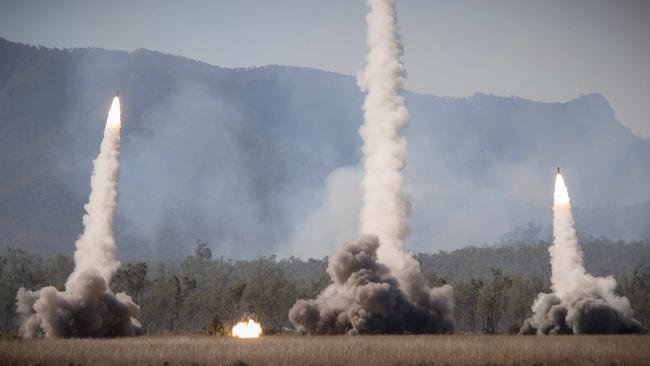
[17,96,143,338]
[357,0,410,272]
[520,173,641,335]
[289,0,454,334]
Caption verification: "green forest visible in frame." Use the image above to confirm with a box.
[1,238,649,335]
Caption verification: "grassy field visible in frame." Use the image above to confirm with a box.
[1,335,649,366]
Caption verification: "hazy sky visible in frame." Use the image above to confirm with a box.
[1,0,649,137]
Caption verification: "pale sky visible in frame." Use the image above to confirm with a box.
[1,0,649,137]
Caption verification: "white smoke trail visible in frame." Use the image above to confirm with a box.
[66,96,122,293]
[358,0,411,272]
[289,0,454,334]
[549,173,591,298]
[358,0,453,312]
[520,173,640,334]
[17,96,142,338]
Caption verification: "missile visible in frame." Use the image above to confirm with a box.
[557,166,560,174]
[116,90,119,97]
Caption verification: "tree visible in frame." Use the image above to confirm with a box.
[194,239,212,261]
[183,239,212,277]
[168,275,196,331]
[624,266,650,328]
[477,269,513,333]
[112,262,149,311]
[454,279,483,331]
[240,259,296,331]
[501,274,544,332]
[142,265,172,332]
[0,248,47,331]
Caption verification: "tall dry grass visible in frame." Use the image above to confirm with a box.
[1,335,648,366]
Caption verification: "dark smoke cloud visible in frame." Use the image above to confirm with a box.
[520,291,641,335]
[289,235,454,334]
[17,270,142,338]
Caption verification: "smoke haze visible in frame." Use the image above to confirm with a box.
[2,38,650,260]
[288,166,362,260]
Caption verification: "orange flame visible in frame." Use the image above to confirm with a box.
[554,173,570,205]
[106,96,121,131]
[231,319,262,338]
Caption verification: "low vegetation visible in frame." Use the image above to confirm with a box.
[1,335,649,366]
[1,238,649,335]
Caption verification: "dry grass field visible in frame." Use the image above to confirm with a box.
[1,335,649,366]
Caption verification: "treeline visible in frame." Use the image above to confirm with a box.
[417,237,650,282]
[1,239,648,334]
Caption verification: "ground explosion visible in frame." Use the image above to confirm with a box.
[288,0,454,335]
[519,173,641,335]
[16,96,143,338]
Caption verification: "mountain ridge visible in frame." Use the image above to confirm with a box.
[4,37,636,117]
[1,37,648,260]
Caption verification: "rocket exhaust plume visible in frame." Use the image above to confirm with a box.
[519,172,641,335]
[16,96,143,338]
[288,0,454,334]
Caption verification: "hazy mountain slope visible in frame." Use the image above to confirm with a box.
[0,38,648,259]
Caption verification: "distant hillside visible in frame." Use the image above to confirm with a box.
[1,37,649,259]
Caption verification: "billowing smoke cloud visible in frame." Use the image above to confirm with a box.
[289,0,454,334]
[16,97,143,338]
[520,173,641,335]
[289,235,453,334]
